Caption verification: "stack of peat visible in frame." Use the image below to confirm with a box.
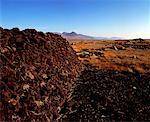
[0,27,82,121]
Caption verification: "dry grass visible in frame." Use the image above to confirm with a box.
[69,40,150,73]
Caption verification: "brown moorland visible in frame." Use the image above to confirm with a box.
[1,28,150,121]
[69,39,150,73]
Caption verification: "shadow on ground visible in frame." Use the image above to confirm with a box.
[62,64,150,121]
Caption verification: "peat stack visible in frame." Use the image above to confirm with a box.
[0,27,82,121]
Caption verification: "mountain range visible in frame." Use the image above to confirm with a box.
[54,32,123,40]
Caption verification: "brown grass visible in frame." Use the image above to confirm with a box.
[69,40,150,73]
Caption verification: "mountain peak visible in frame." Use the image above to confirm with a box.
[61,32,94,40]
[62,32,77,36]
[60,32,123,40]
[70,31,77,34]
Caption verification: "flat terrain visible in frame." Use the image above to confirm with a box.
[69,39,150,73]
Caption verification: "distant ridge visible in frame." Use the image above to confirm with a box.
[54,32,123,40]
[61,32,94,40]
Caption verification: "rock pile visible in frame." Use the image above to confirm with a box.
[63,64,150,121]
[0,27,82,121]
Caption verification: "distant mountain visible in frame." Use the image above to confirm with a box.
[61,32,94,40]
[54,32,123,40]
[109,37,124,40]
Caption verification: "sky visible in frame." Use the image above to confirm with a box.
[0,0,150,39]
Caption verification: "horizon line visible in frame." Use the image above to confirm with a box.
[1,26,150,40]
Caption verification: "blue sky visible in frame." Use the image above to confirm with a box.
[1,0,150,39]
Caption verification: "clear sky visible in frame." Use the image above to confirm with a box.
[1,0,150,39]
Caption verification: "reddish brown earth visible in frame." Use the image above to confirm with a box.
[0,27,83,121]
[1,28,150,121]
[61,39,150,121]
[63,65,150,121]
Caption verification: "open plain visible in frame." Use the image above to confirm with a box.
[69,39,150,73]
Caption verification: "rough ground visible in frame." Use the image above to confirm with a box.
[61,39,150,121]
[0,28,150,121]
[70,40,150,73]
[62,64,150,121]
[0,27,82,121]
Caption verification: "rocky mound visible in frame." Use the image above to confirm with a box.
[0,27,82,121]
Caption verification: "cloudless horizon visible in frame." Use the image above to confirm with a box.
[1,0,150,39]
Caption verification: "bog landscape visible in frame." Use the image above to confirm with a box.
[1,0,150,121]
[1,28,150,121]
